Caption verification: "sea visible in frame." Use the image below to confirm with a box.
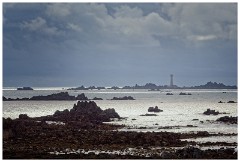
[2,87,238,145]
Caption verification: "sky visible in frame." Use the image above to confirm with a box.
[3,3,237,87]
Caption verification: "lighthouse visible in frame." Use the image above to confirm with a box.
[170,74,173,87]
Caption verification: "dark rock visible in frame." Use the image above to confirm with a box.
[111,96,135,100]
[166,93,173,95]
[4,92,89,101]
[186,125,194,127]
[179,92,192,95]
[192,119,199,121]
[19,114,29,120]
[17,87,33,90]
[53,101,120,123]
[148,106,163,113]
[227,101,237,103]
[76,93,88,100]
[92,97,103,100]
[108,86,120,90]
[30,92,76,100]
[176,146,203,159]
[3,117,13,130]
[216,116,237,124]
[102,108,120,120]
[196,131,209,137]
[203,109,219,115]
[140,114,158,116]
[68,86,87,90]
[218,101,224,103]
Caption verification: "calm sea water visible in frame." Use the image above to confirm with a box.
[3,88,238,143]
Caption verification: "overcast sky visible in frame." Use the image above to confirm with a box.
[3,3,237,87]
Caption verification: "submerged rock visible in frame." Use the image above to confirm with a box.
[92,97,103,100]
[140,114,158,116]
[111,96,135,100]
[179,92,192,95]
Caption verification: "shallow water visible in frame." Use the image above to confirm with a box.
[2,88,238,144]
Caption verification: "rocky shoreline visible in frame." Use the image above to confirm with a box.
[3,101,237,159]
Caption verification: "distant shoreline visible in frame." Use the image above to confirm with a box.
[2,81,238,91]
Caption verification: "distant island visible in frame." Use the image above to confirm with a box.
[68,82,237,90]
[187,82,237,89]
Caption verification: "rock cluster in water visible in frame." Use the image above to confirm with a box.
[27,101,120,124]
[3,93,136,101]
[203,109,228,115]
[216,116,237,124]
[218,101,237,103]
[52,101,120,123]
[148,106,163,113]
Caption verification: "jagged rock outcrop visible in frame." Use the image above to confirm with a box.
[76,93,88,100]
[148,106,163,112]
[52,101,120,123]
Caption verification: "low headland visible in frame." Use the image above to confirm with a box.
[3,92,135,101]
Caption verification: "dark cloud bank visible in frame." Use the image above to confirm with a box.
[3,3,237,87]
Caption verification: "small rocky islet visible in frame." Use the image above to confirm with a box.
[3,100,237,159]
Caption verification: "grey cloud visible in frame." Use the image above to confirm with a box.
[3,3,237,87]
[162,3,237,41]
[21,17,63,36]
